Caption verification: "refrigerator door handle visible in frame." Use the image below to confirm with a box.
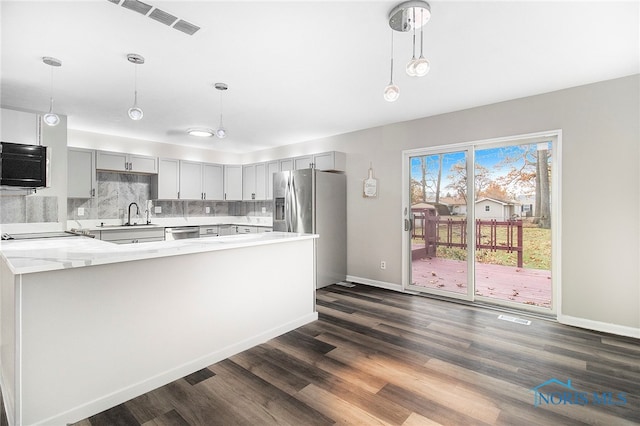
[288,174,297,232]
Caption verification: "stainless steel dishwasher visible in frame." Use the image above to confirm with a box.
[164,226,200,240]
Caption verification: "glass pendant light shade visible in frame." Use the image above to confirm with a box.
[414,57,430,77]
[128,90,143,120]
[384,83,400,102]
[127,54,145,121]
[43,97,60,126]
[42,57,62,126]
[383,30,399,102]
[215,126,227,139]
[214,83,228,138]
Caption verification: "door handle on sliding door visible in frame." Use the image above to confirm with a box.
[404,218,412,231]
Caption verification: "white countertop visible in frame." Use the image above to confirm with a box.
[0,232,316,275]
[69,216,273,231]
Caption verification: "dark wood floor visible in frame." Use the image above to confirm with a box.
[21,285,640,425]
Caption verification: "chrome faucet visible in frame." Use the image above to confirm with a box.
[126,202,139,226]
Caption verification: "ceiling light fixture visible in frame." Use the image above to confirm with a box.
[127,53,145,121]
[214,82,228,139]
[383,30,399,102]
[42,56,62,126]
[187,128,214,137]
[385,0,431,100]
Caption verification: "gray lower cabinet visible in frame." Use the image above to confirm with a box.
[99,227,165,244]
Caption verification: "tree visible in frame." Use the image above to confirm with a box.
[495,144,551,228]
[479,181,509,200]
[446,161,491,203]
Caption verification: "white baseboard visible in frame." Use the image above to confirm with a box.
[558,314,640,339]
[36,313,318,426]
[346,275,403,292]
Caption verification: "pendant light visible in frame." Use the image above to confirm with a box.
[385,0,431,99]
[127,53,144,121]
[42,57,62,126]
[413,8,430,77]
[383,30,399,102]
[405,8,418,77]
[214,82,228,138]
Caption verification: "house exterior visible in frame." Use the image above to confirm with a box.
[475,197,519,221]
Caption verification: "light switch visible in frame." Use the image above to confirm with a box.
[78,207,85,216]
[154,206,162,214]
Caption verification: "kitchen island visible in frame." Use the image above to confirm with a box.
[0,232,317,425]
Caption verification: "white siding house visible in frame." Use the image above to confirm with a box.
[475,198,518,220]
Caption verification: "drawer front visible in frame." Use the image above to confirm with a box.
[199,226,219,237]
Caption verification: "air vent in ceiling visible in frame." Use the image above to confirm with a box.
[173,19,200,36]
[106,0,200,36]
[149,8,178,26]
[122,0,152,15]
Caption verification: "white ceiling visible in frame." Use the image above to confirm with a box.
[1,1,638,154]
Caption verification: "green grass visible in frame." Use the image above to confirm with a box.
[413,223,551,270]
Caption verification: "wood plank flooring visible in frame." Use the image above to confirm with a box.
[39,285,640,424]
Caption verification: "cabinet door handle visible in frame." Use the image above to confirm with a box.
[177,191,180,199]
[91,188,95,197]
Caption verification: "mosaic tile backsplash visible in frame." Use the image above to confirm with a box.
[67,171,272,222]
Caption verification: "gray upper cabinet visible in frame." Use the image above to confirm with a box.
[312,151,346,171]
[243,162,269,201]
[96,150,157,174]
[0,109,39,145]
[157,158,180,199]
[282,151,346,172]
[202,164,224,201]
[179,160,203,200]
[68,148,96,198]
[224,165,243,201]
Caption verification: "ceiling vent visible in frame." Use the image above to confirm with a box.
[121,0,152,16]
[107,0,200,36]
[149,8,178,26]
[173,19,200,36]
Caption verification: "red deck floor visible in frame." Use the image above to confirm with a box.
[412,255,552,309]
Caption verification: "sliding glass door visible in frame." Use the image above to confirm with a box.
[402,133,558,314]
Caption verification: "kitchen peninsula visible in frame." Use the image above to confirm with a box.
[0,232,317,425]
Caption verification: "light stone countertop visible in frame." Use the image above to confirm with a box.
[0,232,316,275]
[68,216,273,231]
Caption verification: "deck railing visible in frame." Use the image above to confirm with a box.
[422,216,524,267]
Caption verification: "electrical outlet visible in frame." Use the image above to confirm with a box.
[154,206,162,214]
[380,261,386,269]
[205,206,211,214]
[78,207,85,216]
[262,207,266,214]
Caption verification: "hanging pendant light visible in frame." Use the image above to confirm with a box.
[214,83,228,138]
[413,8,430,77]
[383,30,399,102]
[405,8,418,77]
[127,53,144,121]
[42,57,62,126]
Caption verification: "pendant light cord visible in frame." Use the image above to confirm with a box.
[133,64,138,106]
[419,8,424,57]
[411,8,416,59]
[389,29,395,84]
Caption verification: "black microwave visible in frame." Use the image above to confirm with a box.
[0,141,49,188]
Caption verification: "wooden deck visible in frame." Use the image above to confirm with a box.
[412,254,552,308]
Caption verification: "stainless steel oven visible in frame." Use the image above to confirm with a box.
[164,226,199,240]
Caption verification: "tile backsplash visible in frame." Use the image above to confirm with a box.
[0,194,58,223]
[67,171,272,222]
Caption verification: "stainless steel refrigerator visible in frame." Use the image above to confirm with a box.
[273,169,346,289]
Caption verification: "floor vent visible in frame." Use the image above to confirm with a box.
[498,314,531,325]
[335,282,356,288]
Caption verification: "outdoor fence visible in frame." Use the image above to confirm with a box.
[418,216,524,267]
